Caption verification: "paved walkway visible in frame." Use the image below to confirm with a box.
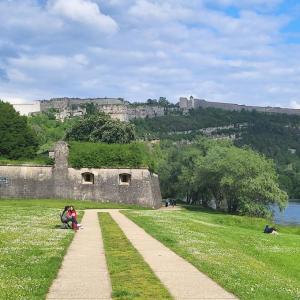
[47,210,112,300]
[109,210,237,300]
[48,209,237,300]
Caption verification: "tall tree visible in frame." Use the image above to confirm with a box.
[0,100,38,159]
[66,113,136,144]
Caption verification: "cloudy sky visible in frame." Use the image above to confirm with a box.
[1,0,300,107]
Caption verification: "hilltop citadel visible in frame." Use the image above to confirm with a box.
[11,95,300,121]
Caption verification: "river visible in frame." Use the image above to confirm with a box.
[273,201,300,225]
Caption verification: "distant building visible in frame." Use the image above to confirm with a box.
[12,101,41,116]
[12,97,165,122]
[179,96,300,116]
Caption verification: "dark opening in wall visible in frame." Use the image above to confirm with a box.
[82,172,94,184]
[119,173,131,185]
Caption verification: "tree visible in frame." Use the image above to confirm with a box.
[146,99,158,105]
[0,100,38,159]
[66,113,136,144]
[157,137,288,217]
[158,97,169,107]
[192,141,288,216]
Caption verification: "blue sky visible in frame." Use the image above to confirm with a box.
[1,0,300,107]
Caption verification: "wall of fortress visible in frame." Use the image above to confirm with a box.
[179,97,300,116]
[0,142,162,208]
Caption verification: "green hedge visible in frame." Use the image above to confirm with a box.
[68,142,154,169]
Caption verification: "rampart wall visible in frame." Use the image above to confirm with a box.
[179,97,300,116]
[0,142,162,208]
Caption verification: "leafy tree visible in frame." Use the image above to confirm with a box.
[66,113,136,144]
[0,100,38,159]
[146,99,158,105]
[193,142,288,216]
[158,138,288,217]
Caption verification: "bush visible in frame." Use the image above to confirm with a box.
[68,142,154,169]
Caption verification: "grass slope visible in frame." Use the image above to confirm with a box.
[99,212,172,300]
[124,208,300,300]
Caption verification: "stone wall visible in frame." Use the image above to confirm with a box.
[179,96,300,116]
[38,97,165,121]
[0,142,162,208]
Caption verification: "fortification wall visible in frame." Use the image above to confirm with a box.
[180,97,300,116]
[0,142,162,208]
[0,166,161,208]
[39,98,164,121]
[0,165,54,199]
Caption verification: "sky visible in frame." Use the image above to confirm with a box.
[1,0,300,107]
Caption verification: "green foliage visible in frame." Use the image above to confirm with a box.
[0,155,54,165]
[0,100,38,159]
[99,213,172,299]
[66,114,136,144]
[125,209,300,300]
[133,107,300,198]
[68,141,154,169]
[158,138,288,217]
[28,113,77,153]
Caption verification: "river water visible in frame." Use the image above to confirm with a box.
[273,201,300,225]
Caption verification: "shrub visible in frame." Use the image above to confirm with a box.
[68,142,154,169]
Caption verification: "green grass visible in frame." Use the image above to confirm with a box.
[124,208,300,300]
[0,203,76,299]
[99,212,172,300]
[0,199,148,299]
[0,198,150,210]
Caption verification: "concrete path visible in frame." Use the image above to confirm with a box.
[108,210,237,300]
[47,210,112,300]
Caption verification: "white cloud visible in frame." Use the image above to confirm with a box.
[290,100,300,109]
[129,0,194,22]
[48,0,118,33]
[1,0,300,107]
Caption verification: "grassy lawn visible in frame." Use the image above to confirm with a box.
[124,208,300,300]
[0,199,146,299]
[99,212,172,300]
[0,198,149,210]
[0,203,75,299]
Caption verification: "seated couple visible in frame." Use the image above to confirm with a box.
[61,206,82,230]
[264,225,278,235]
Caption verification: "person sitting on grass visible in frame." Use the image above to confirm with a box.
[264,225,278,235]
[60,206,71,229]
[67,206,82,230]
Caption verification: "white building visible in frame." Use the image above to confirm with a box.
[12,101,41,116]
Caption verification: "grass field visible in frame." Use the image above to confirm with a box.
[0,199,146,299]
[124,208,300,300]
[0,198,149,210]
[99,213,172,300]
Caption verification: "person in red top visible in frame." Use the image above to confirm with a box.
[67,206,81,230]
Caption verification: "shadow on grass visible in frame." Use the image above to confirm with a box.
[181,204,229,215]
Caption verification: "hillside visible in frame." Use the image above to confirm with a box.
[132,108,300,198]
